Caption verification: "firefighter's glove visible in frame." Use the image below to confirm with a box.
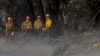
[27,26,30,29]
[11,32,15,36]
[43,28,47,31]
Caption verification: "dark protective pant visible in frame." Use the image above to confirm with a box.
[33,29,42,36]
[6,30,14,41]
[44,28,57,40]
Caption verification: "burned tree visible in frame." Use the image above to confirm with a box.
[86,0,100,29]
[0,0,100,32]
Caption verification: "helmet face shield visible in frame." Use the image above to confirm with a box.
[45,14,50,17]
[37,16,41,18]
[26,16,30,19]
[37,15,41,20]
[7,17,12,21]
[26,16,30,21]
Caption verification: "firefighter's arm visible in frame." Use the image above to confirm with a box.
[12,23,14,31]
[40,22,42,29]
[43,20,52,31]
[29,22,32,29]
[33,21,36,28]
[45,20,52,30]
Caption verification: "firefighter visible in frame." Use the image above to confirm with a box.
[6,16,14,40]
[43,14,52,31]
[20,16,32,40]
[34,15,42,30]
[21,16,32,31]
[42,13,53,40]
[33,15,42,36]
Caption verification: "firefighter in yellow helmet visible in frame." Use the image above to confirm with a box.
[21,16,32,31]
[34,15,42,30]
[6,16,14,40]
[43,13,52,31]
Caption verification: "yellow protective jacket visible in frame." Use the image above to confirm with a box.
[21,21,32,30]
[34,20,42,29]
[45,18,52,30]
[6,22,13,31]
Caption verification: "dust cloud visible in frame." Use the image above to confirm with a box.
[0,29,100,56]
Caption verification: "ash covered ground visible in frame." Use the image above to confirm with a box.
[0,29,100,56]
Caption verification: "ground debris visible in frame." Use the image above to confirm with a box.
[88,41,100,49]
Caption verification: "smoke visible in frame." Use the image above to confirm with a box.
[0,29,100,56]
